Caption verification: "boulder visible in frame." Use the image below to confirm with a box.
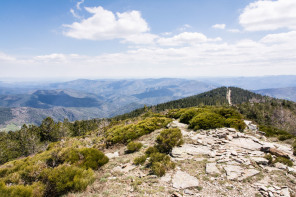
[261,147,290,159]
[172,170,199,189]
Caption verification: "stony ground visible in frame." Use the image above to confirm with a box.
[67,120,296,197]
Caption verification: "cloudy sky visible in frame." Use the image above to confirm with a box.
[1,0,296,80]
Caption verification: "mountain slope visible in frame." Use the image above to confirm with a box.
[0,79,216,128]
[116,87,296,135]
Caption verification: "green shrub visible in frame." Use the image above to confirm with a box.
[133,155,147,165]
[274,157,293,167]
[126,141,143,153]
[155,128,183,154]
[149,153,175,177]
[0,181,33,197]
[0,181,44,197]
[105,117,171,145]
[225,118,246,131]
[189,112,225,130]
[259,125,292,138]
[215,108,243,119]
[179,108,207,124]
[278,135,293,141]
[145,147,159,156]
[62,148,109,170]
[45,164,94,196]
[167,109,187,119]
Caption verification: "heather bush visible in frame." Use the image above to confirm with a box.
[189,112,225,130]
[126,141,143,153]
[179,108,208,124]
[44,164,94,196]
[133,155,147,165]
[225,118,246,131]
[105,117,171,145]
[61,148,109,170]
[155,128,183,154]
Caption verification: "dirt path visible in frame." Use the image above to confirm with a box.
[227,87,232,106]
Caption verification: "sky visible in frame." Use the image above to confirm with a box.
[1,0,296,80]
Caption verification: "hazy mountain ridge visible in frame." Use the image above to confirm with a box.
[0,78,216,128]
[255,87,296,102]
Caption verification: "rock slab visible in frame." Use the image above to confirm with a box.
[172,170,199,189]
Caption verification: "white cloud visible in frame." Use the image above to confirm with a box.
[0,52,15,61]
[63,6,150,42]
[157,32,220,46]
[228,29,240,33]
[2,30,296,78]
[212,24,226,29]
[121,33,159,45]
[178,24,192,31]
[260,31,296,43]
[70,9,81,19]
[34,53,68,63]
[76,0,84,10]
[239,0,296,31]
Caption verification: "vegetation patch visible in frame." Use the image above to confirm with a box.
[105,117,171,146]
[134,128,183,177]
[126,141,143,154]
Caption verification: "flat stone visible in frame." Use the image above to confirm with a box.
[113,163,135,173]
[231,150,238,156]
[172,170,199,189]
[227,128,237,132]
[206,163,220,174]
[251,157,269,165]
[184,189,195,195]
[280,188,290,197]
[224,165,244,180]
[274,162,287,170]
[287,166,296,173]
[171,144,212,158]
[226,135,233,141]
[230,138,262,151]
[160,172,172,183]
[238,169,260,181]
[106,151,119,159]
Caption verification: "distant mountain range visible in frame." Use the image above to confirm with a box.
[1,76,296,129]
[0,78,216,128]
[254,87,296,102]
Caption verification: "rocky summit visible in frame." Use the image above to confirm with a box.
[69,119,296,197]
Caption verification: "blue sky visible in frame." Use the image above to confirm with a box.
[1,0,296,80]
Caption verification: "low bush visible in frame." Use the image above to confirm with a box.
[225,118,246,131]
[259,125,293,139]
[133,155,147,165]
[62,148,109,170]
[155,128,183,154]
[274,156,293,167]
[215,107,243,119]
[149,152,175,177]
[44,164,94,196]
[189,112,226,130]
[179,108,207,124]
[105,117,171,145]
[145,147,159,156]
[126,141,143,153]
[0,181,44,197]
